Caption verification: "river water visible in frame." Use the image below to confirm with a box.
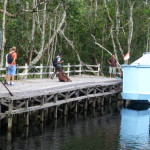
[0,102,150,150]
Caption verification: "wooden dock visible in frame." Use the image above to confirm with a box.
[0,75,122,130]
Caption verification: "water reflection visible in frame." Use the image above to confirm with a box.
[0,104,121,150]
[119,105,150,150]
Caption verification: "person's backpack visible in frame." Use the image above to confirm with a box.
[7,53,14,64]
[52,57,58,67]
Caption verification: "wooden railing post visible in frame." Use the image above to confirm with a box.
[40,64,43,78]
[25,63,28,79]
[79,63,82,75]
[97,64,100,76]
[67,63,70,76]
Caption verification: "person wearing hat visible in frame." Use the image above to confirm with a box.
[51,53,64,79]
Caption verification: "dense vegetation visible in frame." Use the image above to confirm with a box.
[0,0,150,69]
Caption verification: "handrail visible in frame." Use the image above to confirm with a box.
[0,63,101,79]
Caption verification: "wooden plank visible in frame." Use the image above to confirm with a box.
[1,79,122,100]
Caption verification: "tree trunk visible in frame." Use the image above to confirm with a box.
[28,0,36,64]
[29,10,66,66]
[126,1,134,64]
[0,0,8,67]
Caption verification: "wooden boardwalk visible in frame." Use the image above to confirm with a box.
[0,75,122,130]
[0,75,122,99]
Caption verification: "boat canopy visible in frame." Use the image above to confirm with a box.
[131,52,150,66]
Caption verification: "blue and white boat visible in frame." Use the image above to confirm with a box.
[121,52,150,103]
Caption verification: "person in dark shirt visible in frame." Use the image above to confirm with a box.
[51,53,64,79]
[108,55,117,78]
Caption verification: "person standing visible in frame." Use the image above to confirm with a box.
[108,55,117,78]
[51,53,64,79]
[7,46,17,86]
[4,48,13,84]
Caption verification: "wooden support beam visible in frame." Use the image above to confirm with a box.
[92,99,96,108]
[64,104,68,116]
[64,116,67,126]
[54,94,58,119]
[25,100,29,126]
[84,111,87,119]
[8,99,13,131]
[54,106,58,119]
[84,100,87,110]
[109,96,112,104]
[40,110,44,122]
[96,97,101,106]
[74,102,78,113]
[101,96,104,106]
[40,96,45,122]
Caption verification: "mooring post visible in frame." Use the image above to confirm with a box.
[25,99,29,126]
[8,99,13,131]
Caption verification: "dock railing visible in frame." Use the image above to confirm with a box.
[0,63,101,79]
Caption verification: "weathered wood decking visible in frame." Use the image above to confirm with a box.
[0,75,122,100]
[0,75,122,130]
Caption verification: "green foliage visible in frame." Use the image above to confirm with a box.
[0,0,150,66]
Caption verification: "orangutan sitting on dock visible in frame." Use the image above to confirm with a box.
[58,70,72,82]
